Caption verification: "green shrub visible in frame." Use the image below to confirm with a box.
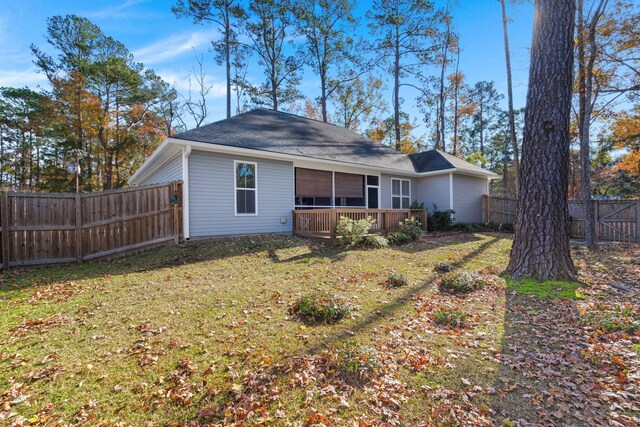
[450,222,514,233]
[387,231,412,245]
[438,271,484,294]
[428,205,456,231]
[434,309,467,328]
[434,262,452,273]
[289,291,353,324]
[451,223,476,232]
[409,200,425,210]
[362,234,389,248]
[397,217,423,241]
[335,340,379,378]
[582,304,639,333]
[500,222,514,232]
[336,216,373,247]
[384,272,408,288]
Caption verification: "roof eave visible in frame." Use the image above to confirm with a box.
[415,168,499,179]
[169,137,418,176]
[128,139,181,185]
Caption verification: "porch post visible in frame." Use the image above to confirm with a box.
[332,171,335,208]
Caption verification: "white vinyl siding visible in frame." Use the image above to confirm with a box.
[188,150,293,237]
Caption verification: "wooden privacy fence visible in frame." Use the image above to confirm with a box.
[293,208,427,241]
[482,195,639,243]
[0,181,183,269]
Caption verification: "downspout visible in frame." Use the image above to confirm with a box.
[182,145,192,239]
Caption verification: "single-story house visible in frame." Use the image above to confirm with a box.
[129,108,498,239]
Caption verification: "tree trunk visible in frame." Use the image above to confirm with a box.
[438,14,451,152]
[577,0,607,250]
[104,154,113,190]
[506,0,577,280]
[393,23,401,152]
[271,67,278,111]
[452,47,460,155]
[503,126,509,195]
[500,0,520,196]
[320,70,328,123]
[272,87,278,112]
[225,19,232,119]
[479,100,484,155]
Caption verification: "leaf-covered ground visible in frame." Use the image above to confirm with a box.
[0,233,638,426]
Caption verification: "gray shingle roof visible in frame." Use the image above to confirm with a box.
[174,108,495,176]
[409,150,495,175]
[174,109,415,172]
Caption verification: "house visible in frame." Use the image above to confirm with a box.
[129,108,499,239]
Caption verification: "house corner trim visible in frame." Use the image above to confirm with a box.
[182,145,192,239]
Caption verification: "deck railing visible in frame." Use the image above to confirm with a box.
[293,208,427,240]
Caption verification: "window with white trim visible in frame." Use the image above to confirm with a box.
[391,178,410,209]
[235,161,257,215]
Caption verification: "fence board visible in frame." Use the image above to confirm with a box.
[0,181,183,269]
[482,195,638,243]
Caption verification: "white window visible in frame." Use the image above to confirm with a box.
[234,161,257,215]
[391,178,410,209]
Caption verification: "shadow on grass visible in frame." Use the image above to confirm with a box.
[393,232,511,259]
[187,233,507,424]
[449,235,507,269]
[490,282,606,425]
[0,234,347,295]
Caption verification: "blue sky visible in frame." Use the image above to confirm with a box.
[0,0,535,133]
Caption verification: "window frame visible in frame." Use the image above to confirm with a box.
[234,160,258,216]
[391,178,411,210]
[366,174,381,209]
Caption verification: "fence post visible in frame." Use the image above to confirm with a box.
[422,209,428,231]
[594,200,599,243]
[1,191,10,270]
[75,193,83,264]
[636,200,640,244]
[329,210,337,243]
[172,182,179,244]
[482,195,487,223]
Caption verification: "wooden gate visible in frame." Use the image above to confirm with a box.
[483,195,639,243]
[0,181,183,269]
[569,200,639,242]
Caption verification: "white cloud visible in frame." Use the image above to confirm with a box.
[84,0,149,19]
[133,30,219,65]
[155,68,226,99]
[0,67,47,88]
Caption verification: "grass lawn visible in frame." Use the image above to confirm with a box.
[0,233,638,426]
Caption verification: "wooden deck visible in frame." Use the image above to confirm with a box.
[293,208,427,240]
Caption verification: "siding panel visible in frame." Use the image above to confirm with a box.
[380,174,416,209]
[452,174,488,223]
[188,151,294,237]
[138,153,182,185]
[416,174,451,214]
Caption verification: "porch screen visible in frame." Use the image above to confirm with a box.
[335,173,364,198]
[295,168,332,197]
